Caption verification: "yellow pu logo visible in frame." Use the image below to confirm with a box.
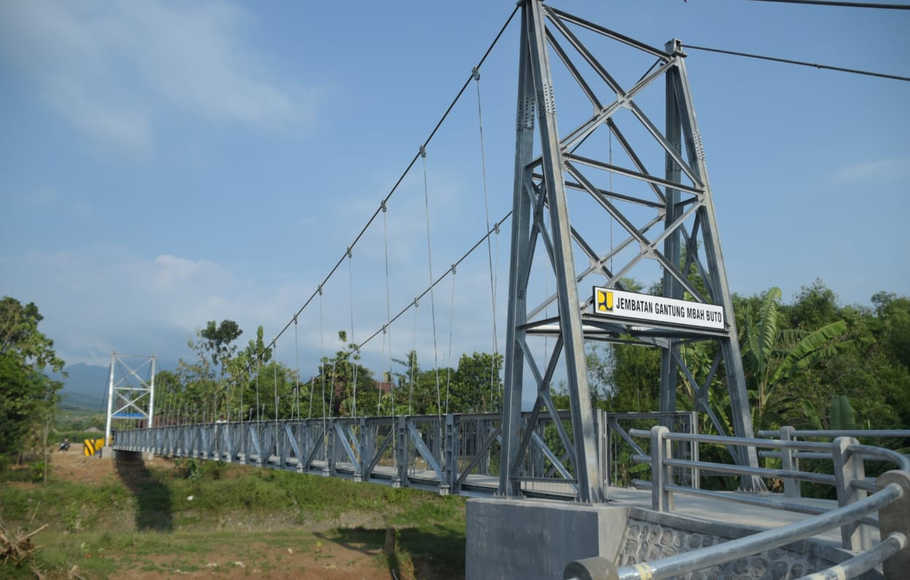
[596,289,614,312]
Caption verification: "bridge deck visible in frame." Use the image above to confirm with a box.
[305,459,854,544]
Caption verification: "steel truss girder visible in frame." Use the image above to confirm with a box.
[115,411,704,501]
[113,413,582,498]
[500,1,761,500]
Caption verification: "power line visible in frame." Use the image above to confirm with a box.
[264,4,519,353]
[683,43,910,82]
[750,0,910,9]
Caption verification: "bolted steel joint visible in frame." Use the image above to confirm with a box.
[665,38,685,57]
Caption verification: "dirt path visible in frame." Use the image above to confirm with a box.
[52,447,173,485]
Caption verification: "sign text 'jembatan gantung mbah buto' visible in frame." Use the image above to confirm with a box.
[592,287,726,331]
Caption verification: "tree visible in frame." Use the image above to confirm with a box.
[199,320,243,376]
[308,331,376,417]
[197,320,243,419]
[0,297,64,371]
[739,286,847,430]
[448,352,503,413]
[0,297,64,462]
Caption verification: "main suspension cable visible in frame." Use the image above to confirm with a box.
[749,0,910,9]
[356,211,512,352]
[683,43,910,82]
[265,5,519,354]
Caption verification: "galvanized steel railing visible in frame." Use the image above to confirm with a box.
[113,410,695,501]
[115,414,507,496]
[757,427,910,500]
[566,426,910,580]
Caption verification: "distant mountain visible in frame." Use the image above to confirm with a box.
[52,363,110,411]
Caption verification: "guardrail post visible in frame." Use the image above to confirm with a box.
[832,436,871,551]
[442,414,456,495]
[394,417,408,488]
[319,424,330,477]
[688,412,700,489]
[780,426,800,499]
[598,409,610,489]
[327,422,337,477]
[650,425,672,512]
[360,418,372,482]
[877,470,910,580]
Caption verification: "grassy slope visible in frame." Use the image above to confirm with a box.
[1,454,466,579]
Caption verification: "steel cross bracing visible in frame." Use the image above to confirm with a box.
[501,1,760,502]
[112,411,697,501]
[114,413,582,499]
[105,352,157,445]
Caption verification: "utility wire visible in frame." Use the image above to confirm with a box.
[750,0,910,9]
[683,43,910,82]
[265,4,519,353]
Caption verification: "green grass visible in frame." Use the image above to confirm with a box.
[1,457,466,579]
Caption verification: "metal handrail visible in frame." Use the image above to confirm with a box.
[662,457,837,485]
[849,444,910,472]
[629,428,835,451]
[611,483,903,580]
[629,428,907,494]
[588,427,910,580]
[797,532,907,580]
[759,428,910,439]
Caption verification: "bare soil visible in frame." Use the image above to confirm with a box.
[53,447,171,485]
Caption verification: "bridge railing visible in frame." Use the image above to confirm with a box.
[756,427,910,500]
[570,426,910,580]
[115,413,586,495]
[115,410,704,499]
[604,411,698,489]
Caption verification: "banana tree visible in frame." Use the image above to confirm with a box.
[741,287,848,430]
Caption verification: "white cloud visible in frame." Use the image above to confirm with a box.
[834,158,910,183]
[1,247,288,365]
[0,238,510,373]
[0,0,314,151]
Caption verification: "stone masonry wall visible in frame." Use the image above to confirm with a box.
[616,509,877,580]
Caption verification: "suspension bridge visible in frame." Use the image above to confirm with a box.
[107,1,909,578]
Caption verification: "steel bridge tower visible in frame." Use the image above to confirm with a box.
[104,352,157,446]
[500,1,759,502]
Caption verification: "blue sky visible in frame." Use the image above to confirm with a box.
[1,0,908,380]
